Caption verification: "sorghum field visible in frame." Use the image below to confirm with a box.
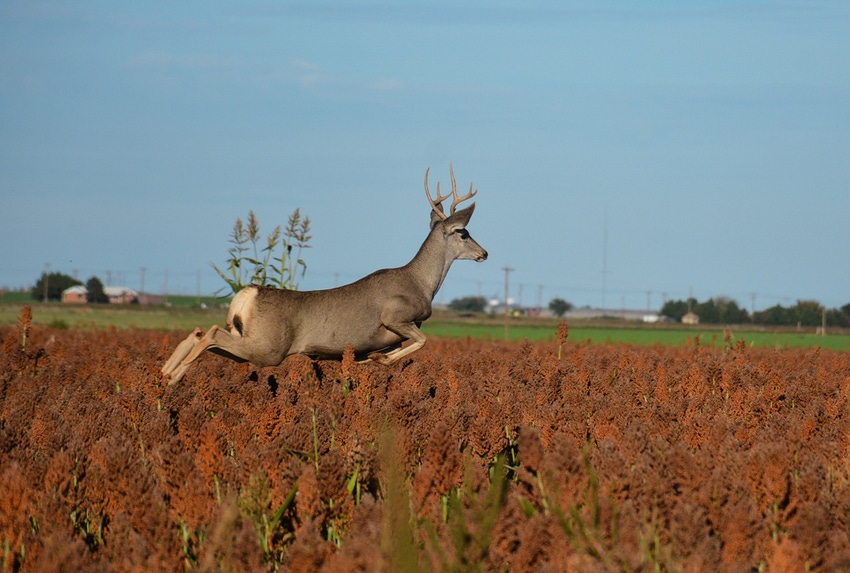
[2,309,850,572]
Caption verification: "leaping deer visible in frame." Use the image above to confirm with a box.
[161,164,487,385]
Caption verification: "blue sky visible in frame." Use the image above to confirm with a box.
[2,1,848,312]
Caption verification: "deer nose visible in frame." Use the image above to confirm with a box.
[477,250,488,262]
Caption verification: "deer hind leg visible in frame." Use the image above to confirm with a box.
[368,322,426,365]
[163,324,249,385]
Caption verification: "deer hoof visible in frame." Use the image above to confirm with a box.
[367,352,390,365]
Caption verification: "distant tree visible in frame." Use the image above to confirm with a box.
[663,296,841,327]
[448,296,487,313]
[661,297,748,324]
[826,308,850,328]
[86,276,109,304]
[753,304,794,326]
[660,299,692,321]
[715,297,749,324]
[754,300,828,327]
[32,272,82,301]
[548,297,573,318]
[793,300,824,327]
[694,299,720,324]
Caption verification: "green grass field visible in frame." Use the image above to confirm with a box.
[0,299,228,332]
[421,320,850,351]
[2,299,848,351]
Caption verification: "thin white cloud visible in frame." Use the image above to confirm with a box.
[289,58,403,97]
[371,77,403,91]
[132,51,237,70]
[290,58,323,86]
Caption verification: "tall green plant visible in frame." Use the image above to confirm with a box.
[211,209,311,295]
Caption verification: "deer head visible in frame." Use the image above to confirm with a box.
[425,163,488,262]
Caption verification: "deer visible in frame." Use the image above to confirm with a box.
[161,164,487,385]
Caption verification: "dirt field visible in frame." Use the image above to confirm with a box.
[2,311,850,572]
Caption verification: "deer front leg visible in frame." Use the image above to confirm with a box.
[368,322,426,365]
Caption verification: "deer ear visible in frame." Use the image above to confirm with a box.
[446,203,475,229]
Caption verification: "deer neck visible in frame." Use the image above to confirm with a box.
[406,229,456,300]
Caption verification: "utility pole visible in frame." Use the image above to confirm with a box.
[503,266,514,340]
[750,292,757,322]
[601,204,608,310]
[43,263,50,303]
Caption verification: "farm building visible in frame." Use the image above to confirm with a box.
[682,311,700,325]
[62,285,88,304]
[137,293,164,305]
[61,286,139,304]
[563,307,662,322]
[104,286,138,304]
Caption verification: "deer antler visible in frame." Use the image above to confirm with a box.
[425,167,452,220]
[425,162,477,220]
[448,162,477,214]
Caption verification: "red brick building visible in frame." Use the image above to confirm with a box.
[62,285,88,304]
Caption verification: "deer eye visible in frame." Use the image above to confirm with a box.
[454,229,470,239]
